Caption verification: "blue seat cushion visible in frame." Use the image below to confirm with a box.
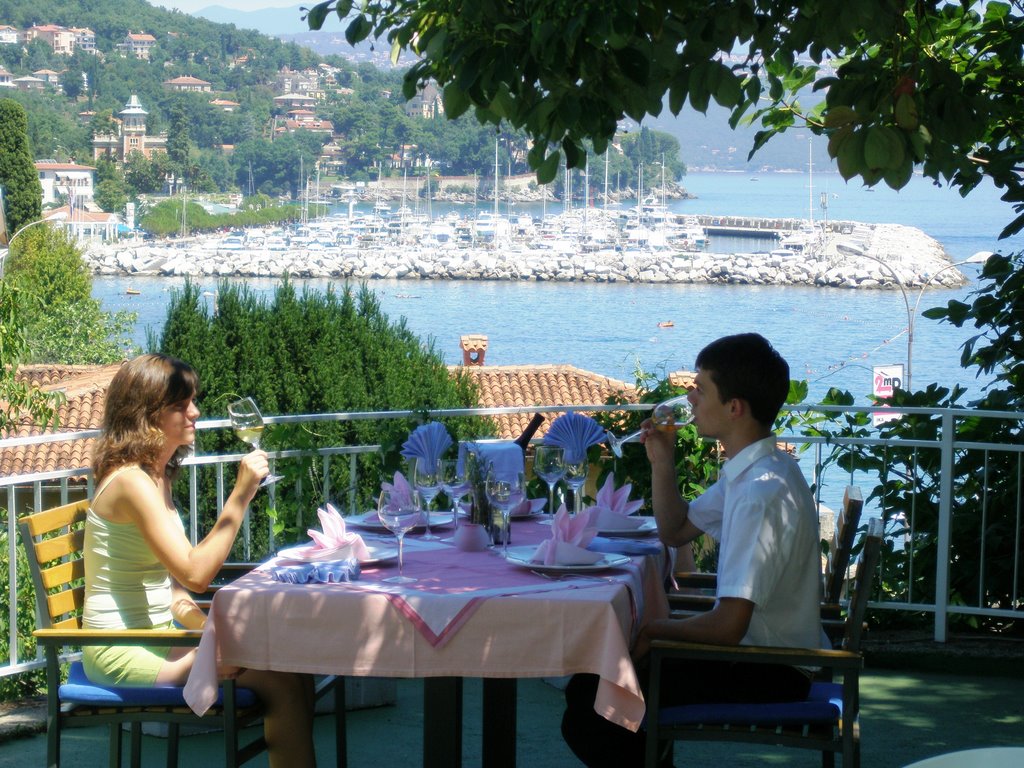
[60,661,258,709]
[658,682,843,727]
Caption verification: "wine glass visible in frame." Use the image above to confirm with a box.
[412,457,442,540]
[562,458,588,516]
[485,468,525,557]
[605,394,694,458]
[227,397,283,486]
[377,488,423,583]
[439,458,472,532]
[532,445,566,518]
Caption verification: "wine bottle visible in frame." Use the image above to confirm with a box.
[513,413,546,453]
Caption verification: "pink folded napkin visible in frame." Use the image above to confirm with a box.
[509,498,546,518]
[531,505,602,565]
[381,471,415,507]
[301,503,371,561]
[586,476,646,530]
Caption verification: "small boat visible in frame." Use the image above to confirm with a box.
[125,287,140,296]
[657,321,674,328]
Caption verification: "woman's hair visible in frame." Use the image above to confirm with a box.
[92,354,199,483]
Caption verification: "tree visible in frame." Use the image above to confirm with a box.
[305,1,1024,237]
[0,282,59,436]
[0,99,43,238]
[3,227,137,364]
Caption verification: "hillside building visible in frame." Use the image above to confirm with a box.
[92,94,167,164]
[120,32,156,60]
[24,24,75,55]
[163,75,212,93]
[35,161,96,207]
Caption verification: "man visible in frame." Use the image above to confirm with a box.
[562,333,823,767]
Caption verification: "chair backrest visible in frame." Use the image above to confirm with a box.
[825,486,864,604]
[840,516,883,653]
[17,499,90,631]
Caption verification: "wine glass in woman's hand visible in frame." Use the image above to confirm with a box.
[228,397,282,486]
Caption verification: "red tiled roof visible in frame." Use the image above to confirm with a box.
[452,364,638,441]
[2,362,638,479]
[1,363,122,478]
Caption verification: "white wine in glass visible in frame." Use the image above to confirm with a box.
[227,397,282,486]
[605,395,694,458]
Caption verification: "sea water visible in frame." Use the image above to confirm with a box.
[92,172,1024,405]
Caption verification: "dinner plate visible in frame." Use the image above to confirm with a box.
[503,546,632,572]
[277,542,398,565]
[348,511,456,532]
[597,518,658,537]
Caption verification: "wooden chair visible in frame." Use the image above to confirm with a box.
[644,516,883,768]
[18,499,344,768]
[668,486,865,633]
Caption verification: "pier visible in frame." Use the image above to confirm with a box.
[693,214,854,238]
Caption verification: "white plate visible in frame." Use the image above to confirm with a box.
[503,546,631,572]
[277,542,398,565]
[348,511,456,532]
[597,518,658,537]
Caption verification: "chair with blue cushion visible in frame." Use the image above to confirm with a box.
[644,516,883,768]
[18,499,270,768]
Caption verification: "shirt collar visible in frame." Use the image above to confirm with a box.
[720,435,778,484]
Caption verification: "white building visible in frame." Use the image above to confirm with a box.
[35,161,96,207]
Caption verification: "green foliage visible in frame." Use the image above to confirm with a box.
[0,98,43,236]
[0,282,61,435]
[3,227,138,364]
[306,1,1024,236]
[138,198,301,237]
[158,279,489,557]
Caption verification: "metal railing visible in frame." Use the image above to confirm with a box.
[3,402,1022,680]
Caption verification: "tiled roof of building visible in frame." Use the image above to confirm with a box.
[2,362,638,480]
[1,363,122,478]
[452,364,638,441]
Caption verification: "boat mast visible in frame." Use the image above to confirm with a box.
[603,151,609,212]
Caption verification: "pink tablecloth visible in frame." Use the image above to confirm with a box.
[185,518,669,732]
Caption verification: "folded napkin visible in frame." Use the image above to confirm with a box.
[584,475,647,530]
[381,471,415,507]
[509,498,546,518]
[297,503,371,561]
[268,560,361,583]
[544,412,606,463]
[401,422,453,469]
[530,505,602,565]
[458,440,525,476]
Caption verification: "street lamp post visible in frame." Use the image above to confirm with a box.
[857,254,973,390]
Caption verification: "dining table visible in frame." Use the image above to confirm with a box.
[184,512,671,768]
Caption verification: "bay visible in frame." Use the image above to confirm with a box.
[93,171,1024,404]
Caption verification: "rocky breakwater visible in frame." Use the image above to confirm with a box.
[83,223,967,289]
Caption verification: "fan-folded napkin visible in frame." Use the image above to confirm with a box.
[509,498,546,517]
[401,422,453,469]
[531,506,602,565]
[544,412,606,463]
[586,475,646,530]
[381,471,415,507]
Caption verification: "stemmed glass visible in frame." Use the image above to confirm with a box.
[533,445,566,518]
[412,458,442,540]
[485,469,525,557]
[377,488,423,584]
[562,459,588,516]
[439,458,472,532]
[605,395,694,458]
[227,397,283,486]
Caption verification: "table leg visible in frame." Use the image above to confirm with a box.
[423,677,462,768]
[482,678,517,768]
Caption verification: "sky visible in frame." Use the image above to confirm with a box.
[153,1,296,12]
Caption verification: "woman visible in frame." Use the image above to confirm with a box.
[84,353,315,766]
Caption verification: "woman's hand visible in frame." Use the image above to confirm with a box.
[235,450,269,499]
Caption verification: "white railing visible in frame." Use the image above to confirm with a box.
[3,402,1022,680]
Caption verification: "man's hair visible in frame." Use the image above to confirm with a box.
[695,333,790,428]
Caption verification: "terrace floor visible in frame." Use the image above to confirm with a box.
[1,651,1022,768]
